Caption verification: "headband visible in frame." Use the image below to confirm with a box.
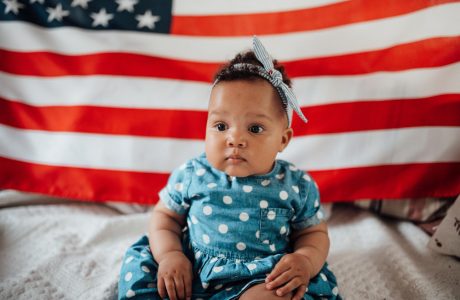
[214,36,308,127]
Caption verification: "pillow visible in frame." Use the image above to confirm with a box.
[428,195,460,257]
[353,197,454,222]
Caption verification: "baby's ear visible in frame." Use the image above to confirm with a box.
[279,128,293,152]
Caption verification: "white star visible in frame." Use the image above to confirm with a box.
[90,8,113,27]
[3,0,24,15]
[135,10,160,29]
[116,0,137,12]
[30,0,45,4]
[46,4,70,22]
[71,0,91,9]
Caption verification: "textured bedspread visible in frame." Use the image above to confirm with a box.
[0,201,458,299]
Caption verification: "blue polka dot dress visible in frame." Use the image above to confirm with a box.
[118,153,340,299]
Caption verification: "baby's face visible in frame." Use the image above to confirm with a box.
[205,79,292,177]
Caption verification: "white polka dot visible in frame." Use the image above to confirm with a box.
[259,200,268,208]
[242,185,253,193]
[239,212,249,221]
[210,257,218,263]
[218,254,226,258]
[196,168,206,176]
[124,272,133,281]
[305,287,309,292]
[174,183,183,191]
[191,215,199,224]
[147,283,156,288]
[279,190,288,200]
[267,210,276,220]
[179,163,187,170]
[276,173,285,180]
[235,259,241,264]
[320,273,328,281]
[289,165,298,171]
[261,179,270,186]
[207,182,217,189]
[223,195,233,204]
[214,284,223,290]
[125,256,134,264]
[226,287,233,291]
[332,286,339,295]
[292,186,299,193]
[255,230,260,239]
[270,244,276,252]
[263,240,269,244]
[247,263,257,271]
[280,226,287,235]
[203,205,213,215]
[218,224,228,234]
[126,289,136,298]
[140,252,147,257]
[303,174,311,181]
[141,266,150,273]
[213,266,224,273]
[317,210,324,219]
[314,199,319,207]
[202,282,209,289]
[195,251,202,259]
[236,242,246,251]
[203,234,210,244]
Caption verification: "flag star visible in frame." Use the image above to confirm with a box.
[30,0,45,4]
[135,10,160,29]
[116,0,137,12]
[90,8,114,27]
[46,4,70,23]
[71,0,91,9]
[3,0,24,15]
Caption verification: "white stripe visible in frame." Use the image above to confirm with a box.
[0,125,458,172]
[282,127,460,170]
[173,0,346,15]
[0,124,204,172]
[0,4,459,61]
[2,63,459,109]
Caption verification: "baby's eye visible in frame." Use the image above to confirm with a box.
[249,125,264,134]
[215,123,227,131]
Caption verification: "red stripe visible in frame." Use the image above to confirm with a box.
[312,162,460,202]
[1,157,458,203]
[0,156,168,204]
[1,37,459,79]
[171,0,456,36]
[0,94,460,139]
[2,94,459,138]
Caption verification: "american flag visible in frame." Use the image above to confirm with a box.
[0,0,459,204]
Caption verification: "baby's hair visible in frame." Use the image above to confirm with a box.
[214,51,292,88]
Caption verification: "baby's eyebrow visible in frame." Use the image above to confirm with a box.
[246,113,273,122]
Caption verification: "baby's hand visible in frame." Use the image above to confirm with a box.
[157,251,192,300]
[265,253,312,300]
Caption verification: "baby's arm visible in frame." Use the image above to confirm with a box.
[265,221,330,300]
[149,202,192,300]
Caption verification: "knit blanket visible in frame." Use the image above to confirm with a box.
[0,198,458,299]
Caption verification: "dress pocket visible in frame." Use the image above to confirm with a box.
[258,208,293,244]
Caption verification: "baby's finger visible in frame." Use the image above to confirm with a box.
[174,276,186,300]
[266,261,290,282]
[266,269,293,289]
[275,277,303,297]
[164,277,177,300]
[292,284,307,300]
[183,272,193,300]
[157,277,167,298]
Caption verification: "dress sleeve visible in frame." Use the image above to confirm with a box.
[158,163,192,215]
[291,172,326,230]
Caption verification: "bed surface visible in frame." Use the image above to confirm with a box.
[1,196,459,299]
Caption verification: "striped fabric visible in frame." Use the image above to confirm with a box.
[0,0,459,204]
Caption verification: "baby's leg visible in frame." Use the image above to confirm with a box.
[118,235,161,300]
[239,283,292,300]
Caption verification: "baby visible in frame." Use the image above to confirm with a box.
[118,37,340,300]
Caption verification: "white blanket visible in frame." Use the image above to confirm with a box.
[0,199,459,299]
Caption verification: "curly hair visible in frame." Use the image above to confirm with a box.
[213,51,292,88]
